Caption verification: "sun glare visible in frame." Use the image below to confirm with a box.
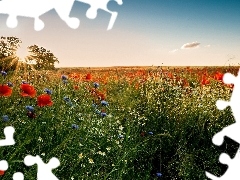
[16,46,29,62]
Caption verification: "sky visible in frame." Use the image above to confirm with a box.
[0,0,239,67]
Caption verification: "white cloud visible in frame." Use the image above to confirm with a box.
[169,49,178,53]
[205,45,211,48]
[181,42,200,49]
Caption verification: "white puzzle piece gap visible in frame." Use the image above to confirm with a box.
[0,126,15,146]
[0,0,123,31]
[0,127,14,176]
[0,160,8,171]
[206,69,240,179]
[13,172,24,180]
[0,125,60,179]
[24,155,60,180]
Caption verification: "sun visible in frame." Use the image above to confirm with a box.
[15,46,29,62]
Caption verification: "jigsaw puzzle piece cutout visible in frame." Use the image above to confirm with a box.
[0,126,15,146]
[0,0,55,31]
[217,70,240,122]
[206,148,240,180]
[53,0,80,29]
[76,0,123,30]
[13,172,24,180]
[0,0,80,31]
[206,70,240,179]
[0,160,8,171]
[212,122,240,146]
[24,155,60,180]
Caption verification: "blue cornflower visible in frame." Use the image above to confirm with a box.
[2,115,9,122]
[63,96,71,102]
[26,106,34,112]
[72,124,79,129]
[93,82,99,88]
[7,82,13,87]
[61,75,68,80]
[44,88,52,95]
[61,75,68,84]
[92,103,98,108]
[1,71,7,76]
[101,112,107,117]
[118,134,124,139]
[156,172,162,177]
[101,100,108,106]
[63,97,73,106]
[148,131,154,135]
[95,109,101,114]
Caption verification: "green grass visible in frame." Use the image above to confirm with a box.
[0,67,239,179]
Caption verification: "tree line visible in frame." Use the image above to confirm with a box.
[0,36,59,71]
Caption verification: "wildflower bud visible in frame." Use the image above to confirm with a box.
[118,134,124,139]
[44,88,52,95]
[93,82,99,88]
[92,104,98,108]
[63,97,71,103]
[61,75,68,80]
[101,100,108,106]
[156,172,162,177]
[27,111,36,118]
[1,71,7,76]
[7,82,13,87]
[26,106,34,112]
[2,115,9,122]
[101,112,107,117]
[140,132,145,137]
[72,124,79,129]
[95,109,101,114]
[148,131,154,135]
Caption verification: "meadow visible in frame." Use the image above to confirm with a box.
[0,66,239,179]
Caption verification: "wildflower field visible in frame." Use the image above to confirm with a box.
[0,66,239,179]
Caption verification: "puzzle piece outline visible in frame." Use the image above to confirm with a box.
[24,155,60,180]
[0,126,60,179]
[0,0,123,31]
[206,69,240,179]
[0,126,15,177]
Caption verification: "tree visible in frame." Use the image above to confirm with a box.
[0,36,59,71]
[0,36,22,71]
[27,45,59,70]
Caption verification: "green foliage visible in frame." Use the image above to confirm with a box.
[0,36,21,71]
[27,45,59,70]
[0,67,238,179]
[0,36,59,71]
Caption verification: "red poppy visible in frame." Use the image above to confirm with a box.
[85,73,92,81]
[97,92,106,100]
[37,94,53,107]
[0,170,4,175]
[226,84,234,89]
[0,85,12,97]
[140,132,145,137]
[73,85,79,90]
[214,71,224,81]
[20,84,36,97]
[201,76,210,86]
[69,73,80,79]
[181,78,189,88]
[167,72,173,79]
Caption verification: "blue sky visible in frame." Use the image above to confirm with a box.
[0,0,239,67]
